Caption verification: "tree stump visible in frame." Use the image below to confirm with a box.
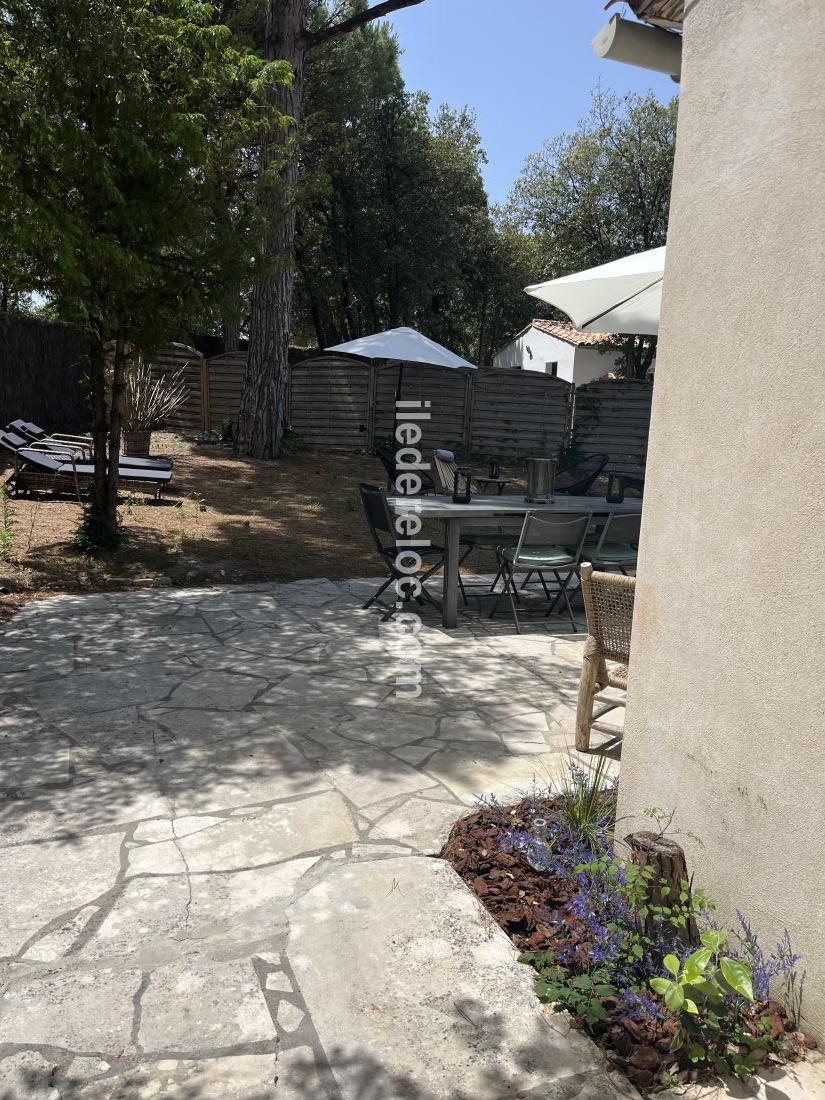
[625,830,699,946]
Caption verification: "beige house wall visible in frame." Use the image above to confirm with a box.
[618,0,825,1041]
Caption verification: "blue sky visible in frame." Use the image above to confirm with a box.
[386,0,676,204]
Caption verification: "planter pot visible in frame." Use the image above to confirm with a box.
[122,430,152,457]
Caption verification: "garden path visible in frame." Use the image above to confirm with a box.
[0,576,636,1098]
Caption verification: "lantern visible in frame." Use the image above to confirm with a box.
[452,468,473,504]
[606,474,625,504]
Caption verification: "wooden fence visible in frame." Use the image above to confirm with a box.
[203,350,247,432]
[150,347,655,470]
[291,356,574,461]
[572,379,653,474]
[146,343,207,433]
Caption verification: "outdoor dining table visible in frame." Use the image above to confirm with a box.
[473,475,512,495]
[387,493,643,628]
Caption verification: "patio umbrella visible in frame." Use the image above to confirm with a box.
[326,326,476,401]
[524,246,665,335]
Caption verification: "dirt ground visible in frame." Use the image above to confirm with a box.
[0,433,519,619]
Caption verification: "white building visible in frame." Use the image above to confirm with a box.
[493,319,622,386]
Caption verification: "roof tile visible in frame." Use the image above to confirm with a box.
[529,320,622,347]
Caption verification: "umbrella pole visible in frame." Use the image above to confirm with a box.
[394,361,405,408]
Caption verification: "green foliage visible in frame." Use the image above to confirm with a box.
[280,427,309,455]
[556,755,616,846]
[0,0,288,344]
[74,501,124,554]
[507,88,675,380]
[0,0,289,549]
[522,952,617,1029]
[290,14,538,362]
[620,862,715,939]
[650,930,762,1078]
[193,419,234,447]
[0,483,14,561]
[508,88,677,277]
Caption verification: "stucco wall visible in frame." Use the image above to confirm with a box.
[493,328,577,379]
[618,0,825,1040]
[571,346,619,386]
[494,328,617,385]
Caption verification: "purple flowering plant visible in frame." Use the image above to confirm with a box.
[508,760,804,1055]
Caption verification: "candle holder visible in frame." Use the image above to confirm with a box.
[606,474,625,504]
[452,468,473,504]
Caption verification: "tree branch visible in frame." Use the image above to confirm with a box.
[306,0,426,49]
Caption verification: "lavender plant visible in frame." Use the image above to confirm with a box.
[505,759,806,1085]
[734,912,804,1025]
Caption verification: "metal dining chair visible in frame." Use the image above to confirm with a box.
[489,511,591,633]
[431,451,517,605]
[358,484,444,621]
[581,512,641,575]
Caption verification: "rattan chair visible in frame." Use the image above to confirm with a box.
[575,562,635,751]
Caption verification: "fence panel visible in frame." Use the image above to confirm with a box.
[289,355,371,450]
[147,343,206,432]
[373,363,469,453]
[470,370,572,461]
[176,353,650,470]
[572,379,653,474]
[205,351,247,432]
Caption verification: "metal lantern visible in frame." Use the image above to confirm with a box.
[488,461,500,479]
[606,474,626,504]
[452,468,473,504]
[525,457,556,503]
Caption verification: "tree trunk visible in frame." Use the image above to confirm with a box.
[236,0,307,459]
[88,336,110,535]
[625,830,699,946]
[105,339,127,532]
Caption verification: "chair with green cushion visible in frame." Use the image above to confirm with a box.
[582,512,641,575]
[489,511,591,633]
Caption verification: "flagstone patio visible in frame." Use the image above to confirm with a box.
[0,576,636,1099]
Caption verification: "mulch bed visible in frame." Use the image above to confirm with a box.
[441,797,814,1093]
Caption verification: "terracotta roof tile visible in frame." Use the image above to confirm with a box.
[529,320,622,347]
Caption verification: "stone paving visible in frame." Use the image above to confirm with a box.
[0,576,631,1098]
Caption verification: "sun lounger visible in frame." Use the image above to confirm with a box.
[3,441,172,499]
[1,427,172,473]
[7,420,172,471]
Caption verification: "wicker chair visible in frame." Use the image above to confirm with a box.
[575,562,636,751]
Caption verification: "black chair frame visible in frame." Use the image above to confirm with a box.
[359,483,444,622]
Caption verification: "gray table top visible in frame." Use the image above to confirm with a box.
[387,493,642,519]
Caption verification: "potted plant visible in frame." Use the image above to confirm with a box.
[122,358,189,457]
